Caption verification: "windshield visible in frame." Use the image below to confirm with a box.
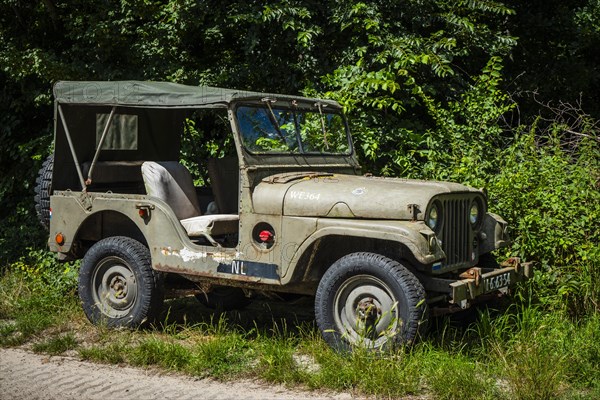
[236,103,351,155]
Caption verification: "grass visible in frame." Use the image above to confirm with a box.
[1,267,599,399]
[32,333,78,355]
[0,270,79,346]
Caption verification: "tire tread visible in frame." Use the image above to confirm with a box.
[34,154,53,230]
[315,252,428,351]
[79,236,163,328]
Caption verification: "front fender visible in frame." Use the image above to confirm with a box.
[478,212,511,255]
[281,218,445,283]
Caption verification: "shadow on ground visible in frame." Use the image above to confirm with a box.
[159,289,513,340]
[160,295,317,333]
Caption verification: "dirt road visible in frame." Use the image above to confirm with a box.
[0,348,355,400]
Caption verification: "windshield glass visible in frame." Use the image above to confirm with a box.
[236,104,350,155]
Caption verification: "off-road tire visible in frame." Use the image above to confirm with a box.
[34,154,53,230]
[315,252,428,352]
[195,286,250,312]
[79,236,164,328]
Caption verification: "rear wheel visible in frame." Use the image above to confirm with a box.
[79,236,164,328]
[34,153,53,230]
[315,252,428,352]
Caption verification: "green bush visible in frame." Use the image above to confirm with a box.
[419,57,515,187]
[6,248,79,296]
[0,248,79,345]
[490,115,599,315]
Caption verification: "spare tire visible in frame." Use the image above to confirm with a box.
[34,153,53,230]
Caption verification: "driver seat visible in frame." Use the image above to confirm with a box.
[141,161,238,244]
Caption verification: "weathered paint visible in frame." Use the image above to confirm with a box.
[48,83,519,307]
[252,173,480,219]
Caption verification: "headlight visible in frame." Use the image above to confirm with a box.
[469,199,483,227]
[427,202,440,231]
[469,202,478,224]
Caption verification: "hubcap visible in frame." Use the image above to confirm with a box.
[92,256,137,318]
[333,275,399,348]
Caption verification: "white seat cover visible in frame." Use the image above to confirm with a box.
[141,161,201,220]
[181,214,239,237]
[141,161,238,237]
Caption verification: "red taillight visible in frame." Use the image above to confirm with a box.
[139,208,148,218]
[259,230,274,243]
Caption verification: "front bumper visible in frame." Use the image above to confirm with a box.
[449,257,533,308]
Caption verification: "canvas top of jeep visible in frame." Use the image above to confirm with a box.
[40,80,532,351]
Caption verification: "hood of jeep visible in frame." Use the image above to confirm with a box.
[252,172,480,220]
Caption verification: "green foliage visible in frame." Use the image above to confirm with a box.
[0,199,49,268]
[0,310,55,347]
[180,111,233,186]
[0,246,79,345]
[503,0,600,118]
[304,344,421,396]
[490,111,600,315]
[492,311,569,399]
[130,338,193,371]
[480,304,600,399]
[191,334,253,378]
[321,1,515,177]
[80,342,128,364]
[257,335,306,384]
[420,347,496,400]
[420,56,515,186]
[7,249,79,296]
[94,316,254,379]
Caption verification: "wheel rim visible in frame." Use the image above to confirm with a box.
[91,256,138,318]
[333,274,400,348]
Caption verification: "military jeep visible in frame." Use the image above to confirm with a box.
[38,80,531,351]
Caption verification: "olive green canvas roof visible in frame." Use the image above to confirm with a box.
[53,80,340,108]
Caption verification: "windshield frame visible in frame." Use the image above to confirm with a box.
[232,101,354,157]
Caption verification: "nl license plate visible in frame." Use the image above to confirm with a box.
[484,272,511,292]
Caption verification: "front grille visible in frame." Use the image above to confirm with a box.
[439,197,471,268]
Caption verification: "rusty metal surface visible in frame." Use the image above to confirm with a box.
[262,171,333,184]
[430,292,507,317]
[449,258,532,307]
[459,267,482,286]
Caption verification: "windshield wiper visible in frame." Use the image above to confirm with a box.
[261,97,287,143]
[314,102,330,149]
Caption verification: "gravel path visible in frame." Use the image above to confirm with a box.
[0,348,356,400]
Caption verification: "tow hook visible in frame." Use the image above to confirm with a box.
[459,267,482,287]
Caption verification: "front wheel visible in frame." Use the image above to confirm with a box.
[79,236,164,328]
[315,252,428,352]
